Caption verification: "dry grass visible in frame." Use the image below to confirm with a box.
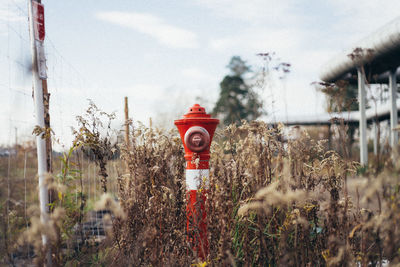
[1,109,400,266]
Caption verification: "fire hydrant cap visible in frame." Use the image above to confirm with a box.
[183,104,211,118]
[184,126,210,152]
[189,104,205,113]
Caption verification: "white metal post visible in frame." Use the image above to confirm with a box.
[373,121,378,156]
[358,67,368,165]
[28,0,51,264]
[389,68,398,148]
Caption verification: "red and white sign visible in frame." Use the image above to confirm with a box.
[32,2,45,41]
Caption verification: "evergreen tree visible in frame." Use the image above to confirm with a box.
[213,56,263,125]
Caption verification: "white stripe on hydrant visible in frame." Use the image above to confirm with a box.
[186,169,209,190]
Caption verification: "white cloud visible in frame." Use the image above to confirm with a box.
[181,68,214,82]
[96,11,199,49]
[324,1,400,46]
[0,1,25,35]
[0,10,23,22]
[195,0,303,26]
[209,27,305,55]
[328,0,400,23]
[200,1,311,62]
[117,84,165,101]
[0,0,25,21]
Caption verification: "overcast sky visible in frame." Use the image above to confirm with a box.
[1,0,400,148]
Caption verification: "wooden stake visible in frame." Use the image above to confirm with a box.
[124,97,130,173]
[124,97,130,149]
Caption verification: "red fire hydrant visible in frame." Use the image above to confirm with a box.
[175,104,219,260]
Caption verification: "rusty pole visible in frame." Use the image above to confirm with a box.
[124,97,130,149]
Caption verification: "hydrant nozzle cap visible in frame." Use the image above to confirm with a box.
[184,126,210,152]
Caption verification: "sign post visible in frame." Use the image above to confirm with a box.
[28,0,51,265]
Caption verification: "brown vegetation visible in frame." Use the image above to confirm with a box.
[1,107,400,266]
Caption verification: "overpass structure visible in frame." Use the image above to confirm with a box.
[319,17,400,165]
[281,100,400,127]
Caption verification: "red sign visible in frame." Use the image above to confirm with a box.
[32,2,45,41]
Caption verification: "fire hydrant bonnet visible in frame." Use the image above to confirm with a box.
[174,104,219,163]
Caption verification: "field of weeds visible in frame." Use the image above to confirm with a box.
[1,110,400,266]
